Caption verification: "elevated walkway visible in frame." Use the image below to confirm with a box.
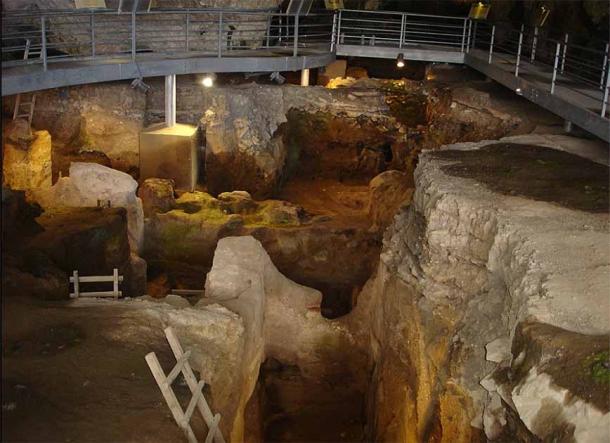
[2,7,609,141]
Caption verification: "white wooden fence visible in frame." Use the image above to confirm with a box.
[69,268,123,299]
[145,327,225,443]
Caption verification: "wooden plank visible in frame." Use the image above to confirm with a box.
[72,270,79,298]
[171,289,205,296]
[69,275,124,283]
[164,327,226,443]
[204,414,221,443]
[184,380,206,424]
[73,291,123,297]
[113,268,119,299]
[165,350,192,386]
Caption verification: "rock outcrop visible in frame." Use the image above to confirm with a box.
[204,236,368,442]
[2,127,52,192]
[138,178,176,217]
[355,134,610,442]
[368,170,414,231]
[34,162,144,254]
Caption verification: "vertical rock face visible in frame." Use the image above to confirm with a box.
[355,135,610,442]
[202,86,287,198]
[2,126,52,192]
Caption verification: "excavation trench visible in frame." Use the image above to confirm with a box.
[2,73,548,442]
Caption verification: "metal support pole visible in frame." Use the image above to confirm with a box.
[41,16,47,71]
[466,19,472,53]
[293,14,299,56]
[300,68,309,86]
[217,11,223,57]
[131,11,136,61]
[399,13,405,49]
[460,18,467,52]
[551,42,560,94]
[600,43,609,90]
[560,33,568,73]
[515,24,524,76]
[530,26,538,63]
[185,13,190,52]
[488,25,495,64]
[165,74,176,127]
[90,14,95,58]
[601,64,610,117]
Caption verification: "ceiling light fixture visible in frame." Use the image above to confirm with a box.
[396,53,405,68]
[201,73,216,87]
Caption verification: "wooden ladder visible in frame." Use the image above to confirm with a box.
[13,39,41,125]
[146,327,225,443]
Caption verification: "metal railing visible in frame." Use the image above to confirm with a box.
[336,9,469,51]
[472,21,610,117]
[1,7,335,69]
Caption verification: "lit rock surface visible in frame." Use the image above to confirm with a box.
[2,129,52,192]
[34,162,144,254]
[205,236,367,442]
[368,169,413,231]
[355,134,610,442]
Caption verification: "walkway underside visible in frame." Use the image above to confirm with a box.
[2,51,334,96]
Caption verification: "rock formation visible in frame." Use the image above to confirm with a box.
[34,162,144,254]
[354,134,610,442]
[2,124,52,192]
[204,236,367,442]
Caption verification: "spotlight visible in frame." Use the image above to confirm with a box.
[396,53,405,68]
[201,73,216,87]
[515,87,522,95]
[130,77,151,93]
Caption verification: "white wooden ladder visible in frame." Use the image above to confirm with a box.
[145,327,225,443]
[13,39,40,125]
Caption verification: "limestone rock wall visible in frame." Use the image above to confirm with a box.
[3,84,147,175]
[354,134,610,442]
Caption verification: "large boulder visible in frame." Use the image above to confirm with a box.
[34,162,144,253]
[137,178,176,217]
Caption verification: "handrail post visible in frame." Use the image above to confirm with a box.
[460,18,467,52]
[488,24,495,64]
[330,11,337,51]
[399,13,405,49]
[338,10,343,44]
[293,14,299,56]
[515,24,524,76]
[41,15,47,71]
[466,19,472,53]
[560,33,568,73]
[600,43,609,90]
[472,21,478,50]
[185,12,190,52]
[218,11,223,57]
[266,14,272,49]
[131,11,136,61]
[90,13,95,58]
[530,26,538,63]
[551,41,560,94]
[601,61,610,117]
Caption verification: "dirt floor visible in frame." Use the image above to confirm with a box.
[2,297,208,443]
